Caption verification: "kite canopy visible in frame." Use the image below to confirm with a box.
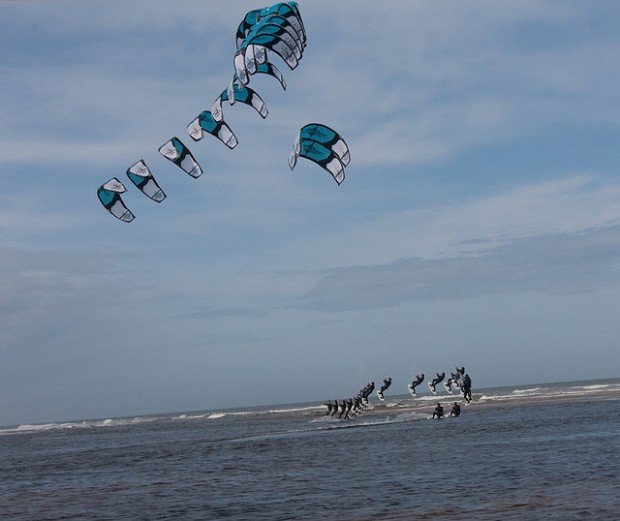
[233,2,306,86]
[214,83,268,120]
[126,160,166,202]
[300,123,351,166]
[158,137,203,178]
[289,124,350,185]
[187,111,238,149]
[97,178,135,222]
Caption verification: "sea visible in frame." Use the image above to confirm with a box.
[1,379,619,520]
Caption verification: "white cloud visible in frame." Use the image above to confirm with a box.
[269,174,620,271]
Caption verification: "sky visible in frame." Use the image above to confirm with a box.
[1,1,619,426]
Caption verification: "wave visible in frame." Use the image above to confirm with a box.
[266,405,324,414]
[0,414,183,436]
[412,394,458,401]
[1,418,129,435]
[479,383,620,403]
[511,387,545,395]
[207,405,325,420]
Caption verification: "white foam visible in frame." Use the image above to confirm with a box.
[511,387,545,395]
[479,383,620,403]
[0,414,172,436]
[208,412,226,419]
[413,395,452,402]
[266,405,324,414]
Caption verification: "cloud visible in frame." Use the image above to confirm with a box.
[265,174,620,273]
[297,223,620,311]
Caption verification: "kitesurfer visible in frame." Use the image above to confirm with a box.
[377,377,392,400]
[461,374,472,404]
[324,401,334,415]
[428,372,445,394]
[359,381,375,406]
[432,402,444,419]
[344,398,353,420]
[408,373,424,395]
[450,402,461,417]
[444,372,461,392]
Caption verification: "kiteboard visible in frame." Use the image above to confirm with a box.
[408,384,416,396]
[376,390,385,401]
[428,382,437,395]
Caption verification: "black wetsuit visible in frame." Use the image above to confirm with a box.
[331,400,339,416]
[432,403,444,419]
[461,374,472,403]
[344,399,353,419]
[409,373,424,394]
[445,372,460,391]
[360,382,375,405]
[450,403,461,417]
[325,402,333,415]
[338,400,347,419]
[378,377,392,399]
[429,372,445,393]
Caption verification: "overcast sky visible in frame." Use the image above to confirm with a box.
[1,1,619,426]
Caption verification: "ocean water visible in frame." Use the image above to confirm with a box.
[1,379,619,520]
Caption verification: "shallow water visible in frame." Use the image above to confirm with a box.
[1,379,619,520]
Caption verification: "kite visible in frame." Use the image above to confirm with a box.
[97,178,135,222]
[158,137,204,178]
[126,160,166,202]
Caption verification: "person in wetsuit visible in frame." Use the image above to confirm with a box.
[337,400,347,419]
[428,372,445,394]
[408,373,424,395]
[344,398,353,420]
[432,402,444,419]
[351,397,363,417]
[331,400,339,416]
[377,377,392,400]
[450,402,461,417]
[444,372,461,392]
[360,381,375,406]
[324,401,334,415]
[461,374,472,403]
